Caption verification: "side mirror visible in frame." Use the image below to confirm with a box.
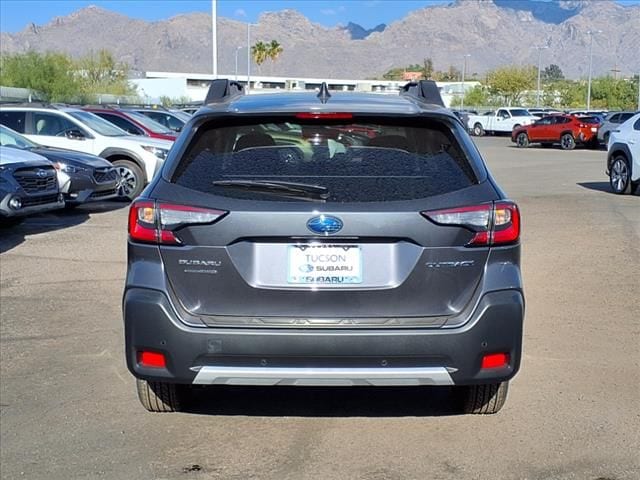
[66,129,86,140]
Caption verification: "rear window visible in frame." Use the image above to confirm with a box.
[579,116,600,124]
[172,117,477,203]
[0,111,26,133]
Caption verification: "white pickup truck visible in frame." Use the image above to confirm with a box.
[467,108,536,136]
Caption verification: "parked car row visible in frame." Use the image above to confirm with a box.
[0,103,177,199]
[0,125,123,225]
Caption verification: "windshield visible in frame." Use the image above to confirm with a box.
[510,109,531,117]
[168,110,192,123]
[0,125,39,149]
[67,110,128,136]
[173,117,477,203]
[126,111,174,134]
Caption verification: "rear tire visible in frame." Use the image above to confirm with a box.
[515,132,529,148]
[560,133,576,150]
[113,160,144,200]
[473,123,484,137]
[461,382,509,414]
[609,155,632,194]
[136,379,185,413]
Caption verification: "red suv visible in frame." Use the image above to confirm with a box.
[512,114,599,150]
[82,107,177,141]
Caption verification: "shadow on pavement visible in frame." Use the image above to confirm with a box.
[577,182,639,196]
[577,181,612,193]
[184,385,464,418]
[0,200,128,254]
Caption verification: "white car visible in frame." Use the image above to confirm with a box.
[0,106,173,199]
[607,113,640,195]
[467,108,536,136]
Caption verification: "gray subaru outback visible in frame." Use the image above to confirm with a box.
[123,80,524,414]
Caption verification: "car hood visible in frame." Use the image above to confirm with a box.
[117,136,174,149]
[31,147,112,168]
[0,146,52,166]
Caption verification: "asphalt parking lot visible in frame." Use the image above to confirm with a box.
[1,136,638,480]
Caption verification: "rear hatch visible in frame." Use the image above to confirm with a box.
[144,114,502,327]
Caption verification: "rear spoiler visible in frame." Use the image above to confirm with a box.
[400,80,445,107]
[204,79,244,104]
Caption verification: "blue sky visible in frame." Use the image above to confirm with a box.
[1,0,639,33]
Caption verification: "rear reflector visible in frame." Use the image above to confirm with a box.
[422,201,520,247]
[481,352,510,369]
[128,200,226,245]
[138,350,167,368]
[295,112,353,120]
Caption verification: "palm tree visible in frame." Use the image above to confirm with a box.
[251,41,268,73]
[268,40,283,63]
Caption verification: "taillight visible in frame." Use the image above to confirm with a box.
[128,200,226,245]
[422,201,520,247]
[295,112,353,120]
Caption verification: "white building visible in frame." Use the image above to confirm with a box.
[130,71,480,107]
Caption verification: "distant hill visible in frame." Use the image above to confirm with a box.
[340,22,387,40]
[1,0,639,79]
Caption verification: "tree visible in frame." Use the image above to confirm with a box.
[487,65,536,106]
[77,49,133,96]
[0,51,80,102]
[422,58,434,80]
[450,85,490,108]
[542,64,564,83]
[589,77,638,110]
[251,41,269,71]
[0,50,136,103]
[267,40,283,63]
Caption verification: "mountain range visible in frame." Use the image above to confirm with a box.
[1,0,639,79]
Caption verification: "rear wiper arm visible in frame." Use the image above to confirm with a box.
[212,180,330,200]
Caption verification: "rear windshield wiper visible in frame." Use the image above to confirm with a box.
[212,180,330,201]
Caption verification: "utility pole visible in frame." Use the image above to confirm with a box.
[637,72,640,111]
[535,45,548,107]
[234,47,242,81]
[247,23,252,92]
[211,0,217,78]
[610,64,621,80]
[460,54,470,111]
[586,30,601,111]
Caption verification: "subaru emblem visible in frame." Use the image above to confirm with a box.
[307,215,343,235]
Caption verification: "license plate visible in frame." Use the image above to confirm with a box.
[288,245,362,284]
[591,127,597,132]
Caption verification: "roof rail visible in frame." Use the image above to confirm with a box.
[0,100,56,108]
[204,79,244,105]
[400,80,445,107]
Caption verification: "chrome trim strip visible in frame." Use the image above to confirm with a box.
[192,366,454,386]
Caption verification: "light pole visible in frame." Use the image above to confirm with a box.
[246,23,258,93]
[535,45,548,107]
[637,72,640,111]
[586,30,602,111]
[460,54,470,111]
[234,46,243,81]
[211,0,217,78]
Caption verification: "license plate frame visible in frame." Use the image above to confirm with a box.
[287,244,363,285]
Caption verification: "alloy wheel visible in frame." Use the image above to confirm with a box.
[516,133,529,148]
[116,166,137,198]
[610,158,630,194]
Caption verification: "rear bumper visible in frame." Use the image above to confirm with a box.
[124,288,524,386]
